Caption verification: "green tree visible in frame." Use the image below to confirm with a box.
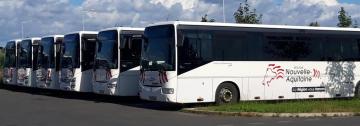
[201,14,215,22]
[0,49,4,69]
[337,7,352,27]
[233,0,262,24]
[309,21,320,27]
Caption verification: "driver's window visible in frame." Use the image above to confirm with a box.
[178,30,212,74]
[120,35,143,72]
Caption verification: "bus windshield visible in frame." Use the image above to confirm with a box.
[142,25,175,71]
[39,37,55,68]
[4,42,16,67]
[18,40,32,68]
[62,34,80,68]
[96,30,118,69]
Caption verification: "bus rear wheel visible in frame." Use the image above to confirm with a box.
[215,83,239,105]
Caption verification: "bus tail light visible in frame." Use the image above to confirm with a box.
[162,88,174,94]
[47,70,51,78]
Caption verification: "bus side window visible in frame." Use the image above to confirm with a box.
[55,39,63,71]
[178,31,212,73]
[358,39,360,60]
[323,37,342,61]
[81,37,97,71]
[37,46,41,68]
[212,31,246,61]
[32,45,39,70]
[129,38,142,61]
[120,36,142,72]
[341,38,358,61]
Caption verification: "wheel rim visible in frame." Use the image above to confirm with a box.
[219,88,233,103]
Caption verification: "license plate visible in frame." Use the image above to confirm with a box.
[149,96,157,101]
[96,75,106,82]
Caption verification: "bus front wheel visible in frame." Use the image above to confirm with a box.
[215,82,239,105]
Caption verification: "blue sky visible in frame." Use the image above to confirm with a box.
[341,0,360,4]
[70,0,360,6]
[272,0,360,4]
[69,0,83,5]
[1,0,360,46]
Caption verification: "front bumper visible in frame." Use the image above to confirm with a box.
[139,85,176,103]
[60,81,76,91]
[93,82,116,95]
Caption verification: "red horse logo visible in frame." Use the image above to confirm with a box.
[313,69,321,78]
[262,64,284,86]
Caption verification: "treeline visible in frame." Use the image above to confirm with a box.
[201,0,358,28]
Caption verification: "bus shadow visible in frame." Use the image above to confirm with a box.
[0,84,185,111]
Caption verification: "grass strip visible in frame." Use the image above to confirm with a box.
[204,99,360,113]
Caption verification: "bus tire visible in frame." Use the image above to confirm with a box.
[355,82,360,98]
[215,82,239,105]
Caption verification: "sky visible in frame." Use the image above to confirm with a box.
[1,0,360,46]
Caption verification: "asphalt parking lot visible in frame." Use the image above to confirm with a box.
[0,84,359,126]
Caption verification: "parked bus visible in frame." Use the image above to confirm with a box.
[3,40,21,85]
[93,27,144,96]
[60,31,98,92]
[139,21,360,104]
[17,38,40,87]
[36,35,64,89]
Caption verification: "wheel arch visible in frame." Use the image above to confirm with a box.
[216,81,241,101]
[355,81,360,97]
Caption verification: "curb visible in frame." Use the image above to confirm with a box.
[181,108,360,118]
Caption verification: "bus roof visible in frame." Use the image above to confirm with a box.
[65,31,98,36]
[100,27,144,32]
[7,39,22,43]
[22,37,41,42]
[41,35,64,39]
[148,21,360,32]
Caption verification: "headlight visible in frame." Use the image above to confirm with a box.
[70,83,76,89]
[107,82,117,88]
[161,88,174,94]
[67,70,74,78]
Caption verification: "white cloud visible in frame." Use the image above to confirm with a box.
[80,0,220,27]
[150,0,198,10]
[297,0,338,6]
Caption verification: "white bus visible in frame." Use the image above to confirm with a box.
[3,40,21,85]
[60,31,98,92]
[17,38,40,87]
[139,21,360,104]
[93,27,144,96]
[36,35,64,89]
